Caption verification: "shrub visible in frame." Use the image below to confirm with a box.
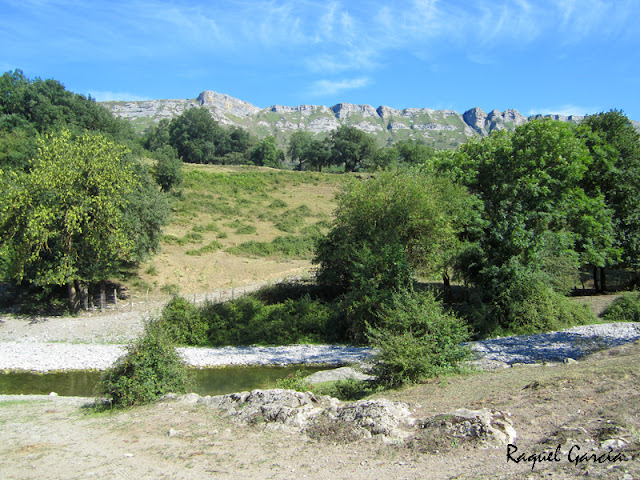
[367,289,471,388]
[274,370,315,392]
[601,292,640,322]
[185,240,223,256]
[201,295,339,346]
[98,330,192,407]
[470,264,597,337]
[150,296,209,345]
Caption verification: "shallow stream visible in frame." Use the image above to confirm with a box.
[0,365,330,397]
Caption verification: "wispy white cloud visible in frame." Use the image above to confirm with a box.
[528,104,600,117]
[88,91,151,102]
[309,77,371,96]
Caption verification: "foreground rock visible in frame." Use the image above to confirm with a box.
[304,366,375,385]
[406,408,517,453]
[161,390,517,448]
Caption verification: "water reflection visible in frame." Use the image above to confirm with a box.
[0,365,330,397]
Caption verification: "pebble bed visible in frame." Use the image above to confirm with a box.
[0,322,638,373]
[467,322,640,364]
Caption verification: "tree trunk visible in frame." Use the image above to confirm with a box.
[100,282,106,311]
[443,271,452,304]
[600,267,607,293]
[593,266,600,293]
[67,282,78,312]
[75,280,88,310]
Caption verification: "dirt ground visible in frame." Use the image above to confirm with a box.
[1,339,638,480]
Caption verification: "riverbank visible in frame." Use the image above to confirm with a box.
[1,322,639,372]
[1,339,639,480]
[0,342,375,372]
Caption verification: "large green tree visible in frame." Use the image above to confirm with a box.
[0,69,134,141]
[580,110,640,285]
[328,125,377,172]
[167,108,222,164]
[454,120,615,285]
[249,136,284,168]
[287,131,314,170]
[314,168,475,340]
[0,130,162,309]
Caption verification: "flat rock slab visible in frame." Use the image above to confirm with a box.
[304,366,375,384]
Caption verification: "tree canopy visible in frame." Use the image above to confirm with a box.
[0,130,165,309]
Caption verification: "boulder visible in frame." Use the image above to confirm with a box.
[407,408,516,452]
[304,366,374,385]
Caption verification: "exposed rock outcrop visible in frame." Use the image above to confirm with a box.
[160,390,516,448]
[103,91,621,149]
[304,366,374,385]
[407,408,517,452]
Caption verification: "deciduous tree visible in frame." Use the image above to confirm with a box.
[0,130,160,309]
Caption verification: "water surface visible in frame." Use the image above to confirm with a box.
[0,365,330,397]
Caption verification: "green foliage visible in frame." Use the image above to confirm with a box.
[148,296,209,345]
[0,131,136,301]
[273,205,312,233]
[185,240,223,256]
[152,145,183,192]
[287,130,314,170]
[601,292,640,322]
[0,69,135,143]
[167,108,220,164]
[366,289,471,388]
[98,329,192,407]
[0,129,166,309]
[315,169,471,295]
[450,118,624,301]
[581,110,640,271]
[274,370,315,392]
[152,293,339,347]
[228,231,321,259]
[249,136,285,168]
[314,378,382,401]
[202,294,339,346]
[469,264,596,336]
[395,138,437,165]
[329,125,377,172]
[123,162,170,264]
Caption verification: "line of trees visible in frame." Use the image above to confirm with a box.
[2,68,640,324]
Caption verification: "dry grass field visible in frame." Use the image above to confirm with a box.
[130,164,353,296]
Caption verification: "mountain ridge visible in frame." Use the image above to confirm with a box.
[102,91,638,149]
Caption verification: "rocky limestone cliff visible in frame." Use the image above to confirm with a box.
[102,91,626,149]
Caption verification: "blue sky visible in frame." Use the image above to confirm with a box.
[2,0,639,119]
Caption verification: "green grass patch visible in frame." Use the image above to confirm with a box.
[228,233,319,259]
[185,240,224,256]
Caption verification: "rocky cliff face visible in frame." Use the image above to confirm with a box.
[102,91,609,149]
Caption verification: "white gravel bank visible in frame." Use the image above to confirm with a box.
[0,322,638,373]
[0,342,375,372]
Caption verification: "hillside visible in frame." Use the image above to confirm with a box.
[102,91,602,149]
[129,164,349,297]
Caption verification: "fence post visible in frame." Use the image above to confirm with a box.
[113,287,118,306]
